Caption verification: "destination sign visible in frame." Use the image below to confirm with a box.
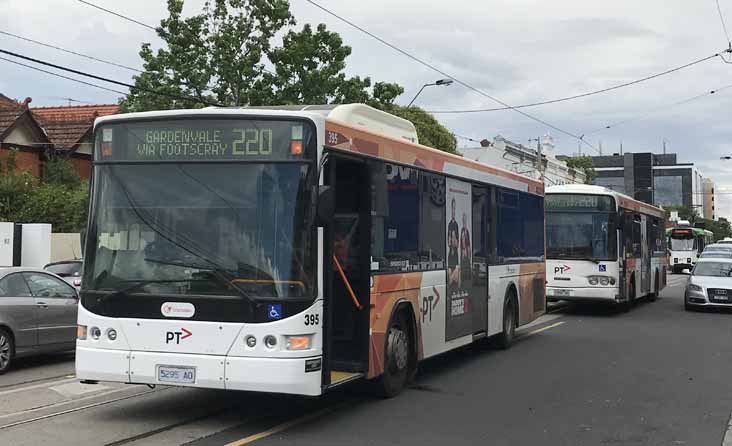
[546,194,615,212]
[95,119,314,162]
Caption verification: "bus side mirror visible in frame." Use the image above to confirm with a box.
[316,185,335,227]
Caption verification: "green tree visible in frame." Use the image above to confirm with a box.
[665,205,701,225]
[564,156,597,184]
[704,217,732,241]
[118,0,459,153]
[43,156,81,189]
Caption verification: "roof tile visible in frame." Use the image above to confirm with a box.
[32,104,119,149]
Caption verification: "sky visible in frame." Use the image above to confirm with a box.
[0,0,731,216]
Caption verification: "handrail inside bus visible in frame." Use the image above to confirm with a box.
[332,254,364,311]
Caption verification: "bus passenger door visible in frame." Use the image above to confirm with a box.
[640,215,650,294]
[323,156,370,388]
[471,185,489,335]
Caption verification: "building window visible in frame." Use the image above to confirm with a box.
[653,175,683,207]
[595,176,625,193]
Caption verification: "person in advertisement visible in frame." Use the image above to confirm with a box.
[446,180,472,341]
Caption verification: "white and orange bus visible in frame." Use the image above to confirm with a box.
[76,104,546,397]
[546,184,667,309]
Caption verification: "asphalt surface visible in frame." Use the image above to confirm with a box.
[1,273,731,446]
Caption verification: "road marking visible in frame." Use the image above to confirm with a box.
[0,377,76,397]
[523,321,565,337]
[224,403,349,446]
[723,411,732,446]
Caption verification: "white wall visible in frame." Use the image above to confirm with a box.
[51,233,83,262]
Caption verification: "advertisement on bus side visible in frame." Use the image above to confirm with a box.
[446,178,473,341]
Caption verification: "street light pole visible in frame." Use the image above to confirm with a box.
[408,78,454,107]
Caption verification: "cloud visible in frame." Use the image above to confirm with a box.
[0,0,729,218]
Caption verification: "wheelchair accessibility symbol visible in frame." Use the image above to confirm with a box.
[267,304,283,321]
[599,264,607,272]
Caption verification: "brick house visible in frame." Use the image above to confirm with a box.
[0,94,49,178]
[32,104,119,180]
[0,94,120,180]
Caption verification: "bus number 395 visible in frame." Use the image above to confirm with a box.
[304,314,320,326]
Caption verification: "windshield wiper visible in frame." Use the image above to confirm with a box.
[95,279,193,304]
[144,257,262,306]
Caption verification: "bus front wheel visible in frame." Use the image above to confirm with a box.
[377,310,413,398]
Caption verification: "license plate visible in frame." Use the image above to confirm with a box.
[157,365,196,384]
[714,295,729,302]
[555,289,571,297]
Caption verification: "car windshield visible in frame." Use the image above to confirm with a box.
[547,212,617,260]
[83,162,314,300]
[700,252,732,259]
[45,262,82,277]
[692,262,732,277]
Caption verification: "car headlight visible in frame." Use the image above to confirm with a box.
[687,283,703,293]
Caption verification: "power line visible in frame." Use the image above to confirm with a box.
[77,0,157,31]
[454,133,484,144]
[427,53,721,114]
[303,0,600,154]
[0,55,128,96]
[0,29,142,73]
[0,48,221,107]
[716,0,732,47]
[585,81,732,135]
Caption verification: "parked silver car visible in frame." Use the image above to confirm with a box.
[0,267,79,373]
[685,258,732,311]
[44,260,83,290]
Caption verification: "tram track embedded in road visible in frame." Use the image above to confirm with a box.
[0,387,169,431]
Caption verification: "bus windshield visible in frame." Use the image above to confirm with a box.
[547,212,617,261]
[669,233,696,251]
[84,163,313,300]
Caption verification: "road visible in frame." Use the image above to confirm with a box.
[1,273,731,446]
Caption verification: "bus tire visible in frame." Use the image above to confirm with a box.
[496,289,517,350]
[376,309,413,398]
[648,273,659,302]
[0,327,15,374]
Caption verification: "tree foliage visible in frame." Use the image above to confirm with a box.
[0,152,88,233]
[564,156,597,184]
[707,217,732,241]
[664,205,700,224]
[119,0,457,153]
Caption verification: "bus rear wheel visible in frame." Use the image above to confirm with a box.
[377,310,413,398]
[496,291,517,349]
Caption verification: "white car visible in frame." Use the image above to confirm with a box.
[685,258,732,311]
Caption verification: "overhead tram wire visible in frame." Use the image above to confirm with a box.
[716,0,732,46]
[0,29,142,73]
[0,56,128,96]
[426,52,723,114]
[0,48,222,107]
[77,0,157,31]
[584,81,732,135]
[303,0,600,154]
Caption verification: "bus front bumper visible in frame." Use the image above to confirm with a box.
[547,286,620,303]
[76,346,323,396]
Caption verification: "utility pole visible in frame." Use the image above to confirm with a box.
[663,139,667,155]
[620,141,623,155]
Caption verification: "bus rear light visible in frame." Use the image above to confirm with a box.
[77,325,87,340]
[286,335,312,351]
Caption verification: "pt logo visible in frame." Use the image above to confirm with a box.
[554,265,571,274]
[421,286,441,323]
[165,328,192,344]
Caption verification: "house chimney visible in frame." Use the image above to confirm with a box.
[22,97,32,108]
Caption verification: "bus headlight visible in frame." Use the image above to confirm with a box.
[599,277,610,286]
[286,335,312,351]
[245,335,257,348]
[264,335,277,349]
[588,276,599,285]
[90,327,101,340]
[106,329,117,341]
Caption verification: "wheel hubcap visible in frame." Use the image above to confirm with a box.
[388,328,408,372]
[0,335,9,369]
